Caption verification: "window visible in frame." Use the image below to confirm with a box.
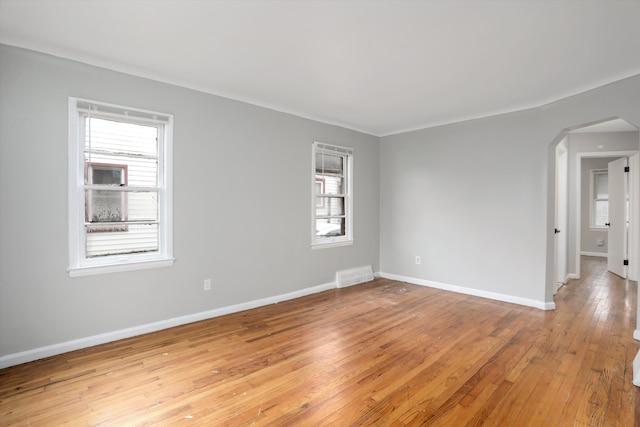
[312,142,353,248]
[68,98,173,276]
[590,169,608,228]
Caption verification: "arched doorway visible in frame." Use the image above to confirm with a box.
[548,117,639,300]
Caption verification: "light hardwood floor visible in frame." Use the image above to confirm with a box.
[1,257,638,426]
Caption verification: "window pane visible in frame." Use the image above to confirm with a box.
[86,223,158,257]
[92,167,123,184]
[594,172,608,199]
[86,190,126,223]
[595,200,608,226]
[85,190,157,223]
[86,117,158,157]
[315,218,345,238]
[315,175,343,195]
[316,197,345,217]
[316,153,343,175]
[127,191,158,221]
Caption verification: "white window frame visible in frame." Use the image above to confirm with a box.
[68,97,174,276]
[589,168,608,230]
[311,141,353,249]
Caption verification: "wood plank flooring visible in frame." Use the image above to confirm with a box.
[1,257,638,426]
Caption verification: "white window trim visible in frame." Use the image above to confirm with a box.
[68,97,174,276]
[311,141,353,249]
[589,168,608,230]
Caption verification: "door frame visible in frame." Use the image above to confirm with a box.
[546,118,639,310]
[574,150,638,279]
[554,139,569,292]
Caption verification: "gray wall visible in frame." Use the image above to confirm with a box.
[0,45,380,357]
[567,132,639,270]
[380,75,640,306]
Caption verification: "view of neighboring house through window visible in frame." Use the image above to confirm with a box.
[68,98,173,275]
[591,169,608,228]
[312,142,353,247]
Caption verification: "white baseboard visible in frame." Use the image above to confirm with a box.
[0,281,336,369]
[580,251,607,258]
[379,272,555,311]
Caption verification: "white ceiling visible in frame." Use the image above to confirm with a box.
[1,0,639,136]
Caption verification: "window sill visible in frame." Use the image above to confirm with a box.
[588,227,608,232]
[312,240,354,250]
[69,258,175,277]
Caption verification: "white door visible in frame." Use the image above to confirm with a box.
[554,143,568,291]
[607,157,628,278]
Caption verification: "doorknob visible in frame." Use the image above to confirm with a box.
[605,222,610,227]
[554,228,561,234]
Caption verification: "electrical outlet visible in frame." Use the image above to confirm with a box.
[204,279,211,291]
[415,256,421,265]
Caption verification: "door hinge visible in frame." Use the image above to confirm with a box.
[623,259,629,266]
[624,166,630,172]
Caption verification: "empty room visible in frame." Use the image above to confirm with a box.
[1,1,639,425]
